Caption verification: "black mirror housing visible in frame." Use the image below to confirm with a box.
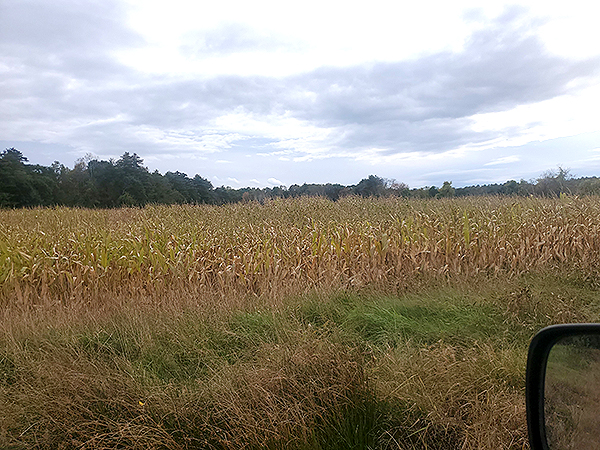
[526,323,600,450]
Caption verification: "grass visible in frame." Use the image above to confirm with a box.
[544,343,600,449]
[1,196,600,448]
[2,274,596,449]
[298,291,511,347]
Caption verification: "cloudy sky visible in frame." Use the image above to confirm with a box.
[2,0,600,188]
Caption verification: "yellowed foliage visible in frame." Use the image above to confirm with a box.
[2,196,599,307]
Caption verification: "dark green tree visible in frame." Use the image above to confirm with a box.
[115,153,150,206]
[354,175,386,197]
[192,175,214,204]
[88,159,120,207]
[0,148,39,207]
[57,159,95,206]
[146,170,184,204]
[437,181,455,198]
[164,172,195,203]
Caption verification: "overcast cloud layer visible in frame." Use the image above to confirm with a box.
[2,1,600,188]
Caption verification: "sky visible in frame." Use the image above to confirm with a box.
[1,1,600,189]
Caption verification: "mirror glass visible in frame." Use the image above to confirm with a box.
[545,334,600,450]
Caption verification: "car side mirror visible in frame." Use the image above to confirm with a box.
[526,324,600,450]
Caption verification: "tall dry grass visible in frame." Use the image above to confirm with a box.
[1,195,600,449]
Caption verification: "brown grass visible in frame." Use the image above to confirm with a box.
[1,196,600,448]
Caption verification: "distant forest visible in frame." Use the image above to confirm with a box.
[2,147,600,208]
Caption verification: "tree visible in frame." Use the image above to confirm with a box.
[428,186,439,198]
[577,178,600,196]
[146,170,183,204]
[501,180,519,195]
[192,175,214,204]
[165,172,195,203]
[213,186,243,204]
[88,159,120,207]
[387,179,410,197]
[535,167,572,197]
[437,181,455,198]
[57,158,95,206]
[354,175,386,197]
[0,148,38,207]
[115,153,150,205]
[28,164,59,206]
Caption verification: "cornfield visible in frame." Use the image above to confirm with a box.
[1,195,599,306]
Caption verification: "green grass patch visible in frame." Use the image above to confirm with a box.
[298,290,526,349]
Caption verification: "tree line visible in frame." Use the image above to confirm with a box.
[1,148,599,208]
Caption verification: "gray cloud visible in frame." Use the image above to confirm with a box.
[156,10,599,157]
[2,2,600,186]
[0,0,140,79]
[181,23,299,56]
[277,13,599,154]
[0,0,141,141]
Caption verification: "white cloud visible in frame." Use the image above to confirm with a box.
[2,0,600,188]
[484,155,521,166]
